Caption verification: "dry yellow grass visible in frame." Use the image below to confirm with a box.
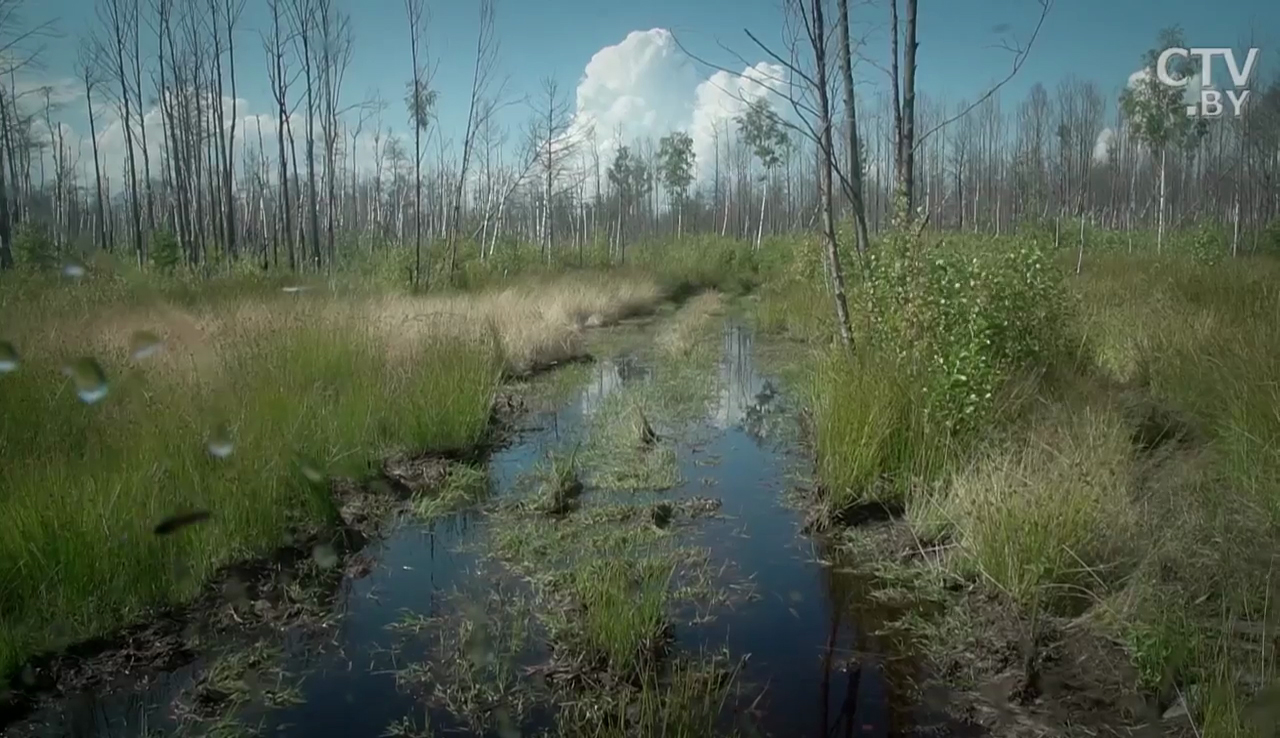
[929,396,1138,610]
[38,272,667,382]
[655,291,724,358]
[367,273,665,373]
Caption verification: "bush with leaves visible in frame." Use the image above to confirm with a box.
[1263,219,1280,256]
[150,229,182,273]
[14,223,56,271]
[857,232,1070,439]
[1185,223,1225,266]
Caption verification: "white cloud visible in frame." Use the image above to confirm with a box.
[568,29,701,154]
[1127,66,1202,107]
[688,62,788,178]
[567,28,789,183]
[1092,127,1114,163]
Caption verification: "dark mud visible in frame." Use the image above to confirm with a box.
[835,518,1186,738]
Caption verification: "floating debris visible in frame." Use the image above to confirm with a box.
[298,458,326,484]
[312,543,339,569]
[128,330,164,360]
[63,358,109,403]
[0,341,17,374]
[154,510,212,535]
[207,422,235,459]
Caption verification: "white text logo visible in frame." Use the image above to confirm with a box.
[1155,47,1260,118]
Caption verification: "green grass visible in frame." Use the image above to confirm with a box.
[0,289,502,677]
[410,464,491,519]
[562,552,675,674]
[761,227,1280,732]
[807,345,953,512]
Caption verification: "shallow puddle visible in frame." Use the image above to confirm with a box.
[14,319,928,737]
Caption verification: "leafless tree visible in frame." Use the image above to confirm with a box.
[447,0,502,283]
[288,0,320,269]
[264,0,296,269]
[98,0,145,264]
[78,46,108,254]
[404,0,433,287]
[528,76,574,262]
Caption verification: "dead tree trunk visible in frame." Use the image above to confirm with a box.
[808,0,854,348]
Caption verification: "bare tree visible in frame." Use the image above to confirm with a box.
[79,45,108,254]
[835,0,869,253]
[447,0,501,283]
[127,0,153,235]
[288,0,320,269]
[404,0,433,287]
[264,0,295,269]
[313,0,352,268]
[98,0,145,265]
[798,0,853,347]
[528,76,574,262]
[211,0,246,258]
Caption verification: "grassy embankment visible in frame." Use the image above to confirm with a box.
[0,263,668,679]
[753,222,1280,733]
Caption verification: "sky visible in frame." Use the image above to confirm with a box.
[14,0,1280,186]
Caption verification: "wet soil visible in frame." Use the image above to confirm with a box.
[1,310,1167,738]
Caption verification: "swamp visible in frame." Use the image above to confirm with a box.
[2,1,1280,735]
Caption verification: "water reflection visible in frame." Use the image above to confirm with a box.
[12,319,924,738]
[711,323,767,429]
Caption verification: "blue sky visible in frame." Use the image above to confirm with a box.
[19,0,1280,181]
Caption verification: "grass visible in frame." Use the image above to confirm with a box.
[806,345,951,511]
[0,270,668,679]
[765,228,1280,733]
[410,464,490,519]
[576,295,728,493]
[407,434,734,735]
[931,391,1138,612]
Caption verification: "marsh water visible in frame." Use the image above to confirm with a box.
[15,317,929,738]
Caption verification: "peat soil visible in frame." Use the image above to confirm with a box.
[4,315,967,738]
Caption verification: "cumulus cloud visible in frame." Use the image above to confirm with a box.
[1126,66,1202,107]
[687,62,788,177]
[567,28,789,182]
[1092,127,1114,163]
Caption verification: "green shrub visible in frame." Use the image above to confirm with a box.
[1263,218,1280,256]
[803,231,1071,511]
[149,229,182,273]
[1186,223,1226,266]
[14,223,56,271]
[858,232,1069,438]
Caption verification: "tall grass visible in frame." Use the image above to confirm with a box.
[1073,254,1280,731]
[0,301,501,675]
[0,270,669,678]
[773,227,1280,728]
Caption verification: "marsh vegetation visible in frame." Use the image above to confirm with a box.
[1,0,1279,732]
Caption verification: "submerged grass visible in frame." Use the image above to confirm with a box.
[0,271,667,679]
[578,295,727,493]
[410,464,490,519]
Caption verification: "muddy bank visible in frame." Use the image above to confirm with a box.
[7,311,965,738]
[823,501,1196,738]
[0,393,527,735]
